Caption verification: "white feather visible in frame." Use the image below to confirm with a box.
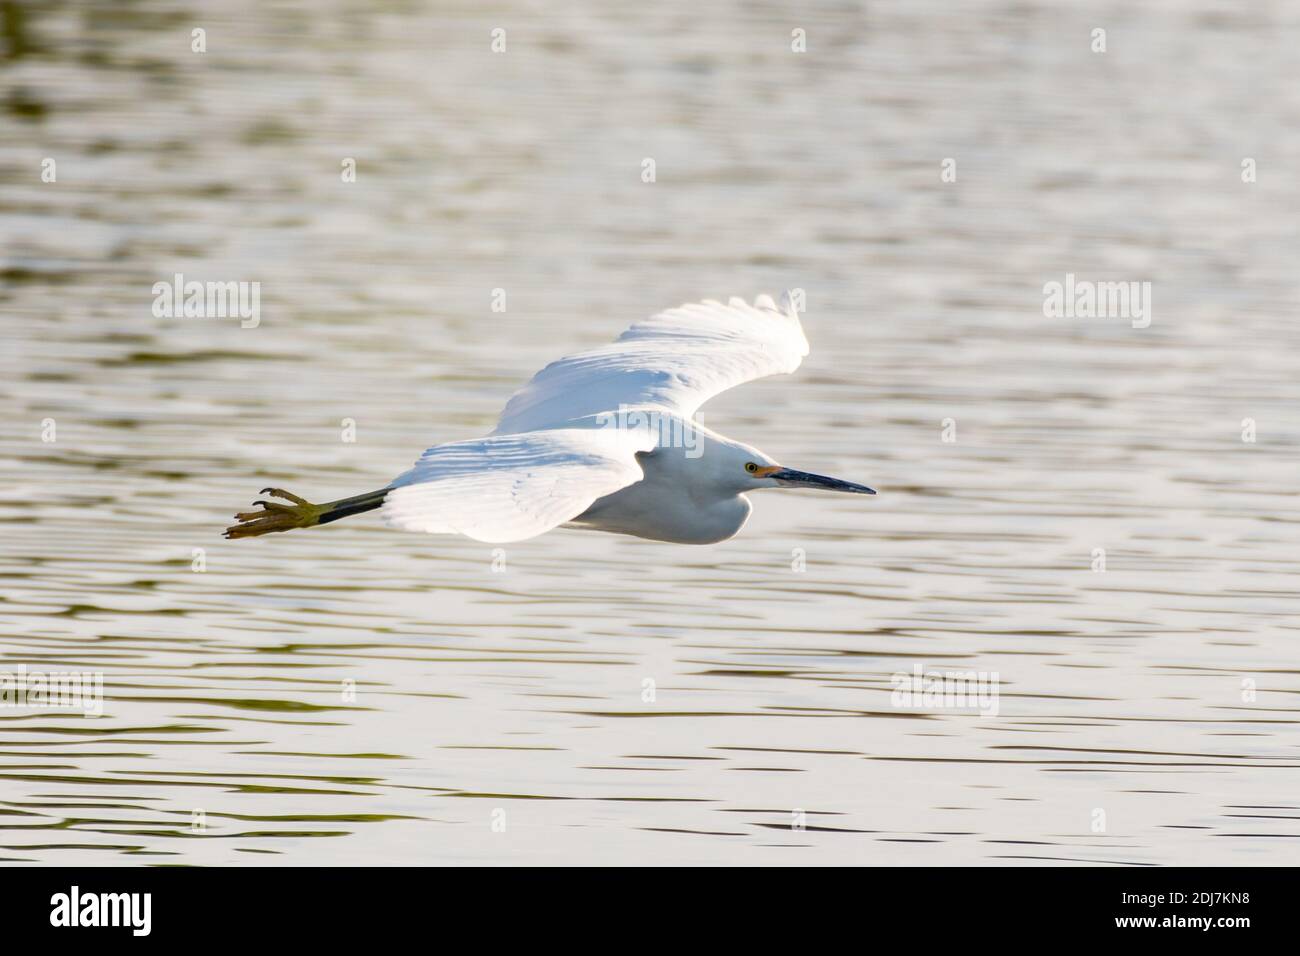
[383,427,654,542]
[492,294,808,435]
[386,295,809,541]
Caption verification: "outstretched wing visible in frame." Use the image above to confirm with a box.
[383,427,652,543]
[493,294,809,435]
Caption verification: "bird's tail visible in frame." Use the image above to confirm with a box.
[224,486,390,539]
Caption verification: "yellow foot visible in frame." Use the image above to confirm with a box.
[224,487,324,539]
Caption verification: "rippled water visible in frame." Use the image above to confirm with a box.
[2,1,1298,865]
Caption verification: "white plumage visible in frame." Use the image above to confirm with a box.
[227,294,873,545]
[383,428,654,543]
[384,294,818,543]
[492,294,808,434]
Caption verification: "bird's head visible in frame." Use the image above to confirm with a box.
[713,436,876,497]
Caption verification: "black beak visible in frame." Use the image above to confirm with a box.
[770,468,876,495]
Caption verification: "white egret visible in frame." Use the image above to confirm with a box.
[225,294,875,545]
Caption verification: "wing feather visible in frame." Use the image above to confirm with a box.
[492,294,808,434]
[383,428,651,542]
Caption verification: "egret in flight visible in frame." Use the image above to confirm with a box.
[225,294,875,545]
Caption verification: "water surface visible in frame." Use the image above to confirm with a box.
[1,0,1298,865]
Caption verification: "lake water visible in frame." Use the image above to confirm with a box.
[1,0,1298,865]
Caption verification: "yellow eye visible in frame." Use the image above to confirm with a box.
[744,462,758,474]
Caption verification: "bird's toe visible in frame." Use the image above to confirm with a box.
[260,487,311,506]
